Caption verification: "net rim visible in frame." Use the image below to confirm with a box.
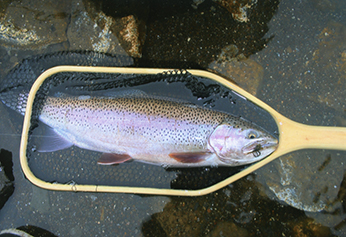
[20,66,285,196]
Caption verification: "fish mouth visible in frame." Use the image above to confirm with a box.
[242,138,278,155]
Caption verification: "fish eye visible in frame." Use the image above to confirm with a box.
[247,130,259,139]
[248,133,256,139]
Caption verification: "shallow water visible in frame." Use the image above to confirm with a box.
[0,0,346,236]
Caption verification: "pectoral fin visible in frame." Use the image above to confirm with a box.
[97,153,132,165]
[169,152,212,163]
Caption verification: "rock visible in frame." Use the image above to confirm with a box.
[152,200,204,236]
[253,22,346,214]
[0,0,143,57]
[78,0,144,57]
[30,185,50,214]
[213,0,258,22]
[309,0,342,12]
[67,0,128,56]
[208,222,248,237]
[141,175,311,236]
[307,21,346,112]
[4,225,57,237]
[0,149,14,210]
[142,0,278,68]
[254,21,346,215]
[208,44,264,96]
[287,217,332,237]
[0,0,70,49]
[112,15,143,58]
[69,226,83,237]
[256,150,344,213]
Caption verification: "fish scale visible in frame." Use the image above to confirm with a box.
[38,93,278,167]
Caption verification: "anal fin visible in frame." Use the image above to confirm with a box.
[169,152,212,163]
[98,153,132,165]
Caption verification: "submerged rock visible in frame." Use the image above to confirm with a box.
[0,0,70,49]
[208,221,248,237]
[142,0,278,68]
[256,150,345,213]
[67,0,128,55]
[0,0,142,57]
[30,185,50,214]
[287,217,332,237]
[309,21,346,112]
[114,15,143,58]
[0,149,14,210]
[213,0,258,22]
[208,44,264,96]
[81,0,145,57]
[251,8,346,216]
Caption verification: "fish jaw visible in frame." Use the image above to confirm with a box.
[208,123,278,166]
[238,137,278,164]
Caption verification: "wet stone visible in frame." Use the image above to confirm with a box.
[69,226,83,237]
[256,150,345,213]
[112,15,144,58]
[0,0,70,49]
[78,0,144,57]
[142,0,277,68]
[307,21,346,112]
[142,176,307,236]
[213,0,258,22]
[67,0,127,55]
[0,149,14,210]
[208,222,248,237]
[287,216,332,237]
[0,0,142,57]
[209,45,264,96]
[30,185,50,214]
[309,0,345,13]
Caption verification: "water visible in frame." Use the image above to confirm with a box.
[0,0,345,236]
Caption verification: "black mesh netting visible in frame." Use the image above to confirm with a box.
[0,52,278,190]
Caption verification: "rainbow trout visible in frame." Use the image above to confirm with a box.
[38,92,278,167]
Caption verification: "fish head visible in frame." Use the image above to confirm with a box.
[208,122,278,166]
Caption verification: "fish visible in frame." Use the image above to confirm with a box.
[37,91,278,167]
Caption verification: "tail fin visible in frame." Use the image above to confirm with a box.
[0,51,134,115]
[0,87,28,115]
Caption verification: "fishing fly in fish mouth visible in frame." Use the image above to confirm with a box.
[207,123,278,166]
[32,91,278,168]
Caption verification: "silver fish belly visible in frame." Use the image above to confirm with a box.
[38,94,278,167]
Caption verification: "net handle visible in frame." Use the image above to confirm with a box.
[20,66,346,196]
